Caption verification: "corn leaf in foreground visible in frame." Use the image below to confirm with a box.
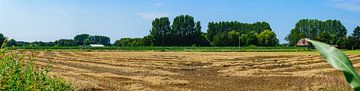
[306,39,360,90]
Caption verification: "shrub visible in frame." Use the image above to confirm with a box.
[0,49,73,90]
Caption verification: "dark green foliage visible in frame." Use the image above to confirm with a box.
[353,26,360,37]
[74,34,110,46]
[15,41,31,46]
[227,30,241,46]
[171,15,201,46]
[0,33,6,47]
[150,15,203,46]
[115,38,144,46]
[207,21,272,46]
[88,36,111,45]
[55,39,75,46]
[212,32,228,46]
[31,41,55,46]
[7,39,16,46]
[285,29,304,46]
[317,32,332,44]
[286,19,347,46]
[257,30,279,46]
[196,33,211,46]
[150,17,171,46]
[142,35,153,46]
[240,31,258,46]
[344,26,360,49]
[74,34,90,46]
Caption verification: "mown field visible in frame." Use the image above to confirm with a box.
[25,50,360,91]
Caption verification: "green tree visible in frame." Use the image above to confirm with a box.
[345,26,360,49]
[7,39,16,46]
[0,33,6,47]
[150,17,171,46]
[207,21,271,46]
[74,34,90,46]
[212,32,228,46]
[143,35,153,46]
[88,35,111,45]
[171,15,201,46]
[257,30,279,46]
[227,30,240,46]
[115,38,132,46]
[240,31,258,46]
[321,20,347,45]
[194,21,203,45]
[353,26,360,37]
[55,39,75,46]
[197,33,211,46]
[115,38,144,46]
[286,19,347,46]
[317,32,331,44]
[285,29,304,46]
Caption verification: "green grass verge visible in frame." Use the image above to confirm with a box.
[11,46,310,52]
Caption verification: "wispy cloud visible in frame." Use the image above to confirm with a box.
[136,12,169,20]
[330,0,360,12]
[153,3,165,7]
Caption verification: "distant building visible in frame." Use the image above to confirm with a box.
[89,44,105,47]
[296,38,309,47]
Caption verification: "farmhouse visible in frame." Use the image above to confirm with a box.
[89,44,105,47]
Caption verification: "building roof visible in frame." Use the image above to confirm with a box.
[296,38,309,46]
[89,44,105,47]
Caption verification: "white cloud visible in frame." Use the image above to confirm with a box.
[330,0,360,12]
[136,12,169,20]
[153,3,165,7]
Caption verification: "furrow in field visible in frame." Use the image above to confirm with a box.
[35,56,180,76]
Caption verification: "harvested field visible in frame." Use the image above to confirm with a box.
[30,51,360,91]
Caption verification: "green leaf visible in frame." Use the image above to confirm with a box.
[306,39,360,90]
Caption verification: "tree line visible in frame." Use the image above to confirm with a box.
[116,15,278,47]
[207,21,277,46]
[286,19,360,49]
[2,34,110,47]
[1,15,359,49]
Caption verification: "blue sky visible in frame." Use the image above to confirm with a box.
[0,0,359,43]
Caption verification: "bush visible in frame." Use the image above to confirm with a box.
[0,49,73,90]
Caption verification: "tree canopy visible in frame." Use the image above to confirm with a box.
[257,30,279,46]
[55,39,75,46]
[149,15,202,46]
[115,38,144,46]
[74,34,110,46]
[286,19,347,46]
[207,21,274,46]
[0,33,6,47]
[150,17,171,46]
[344,26,360,49]
[74,34,90,46]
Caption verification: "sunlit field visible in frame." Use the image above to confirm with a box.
[27,50,359,90]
